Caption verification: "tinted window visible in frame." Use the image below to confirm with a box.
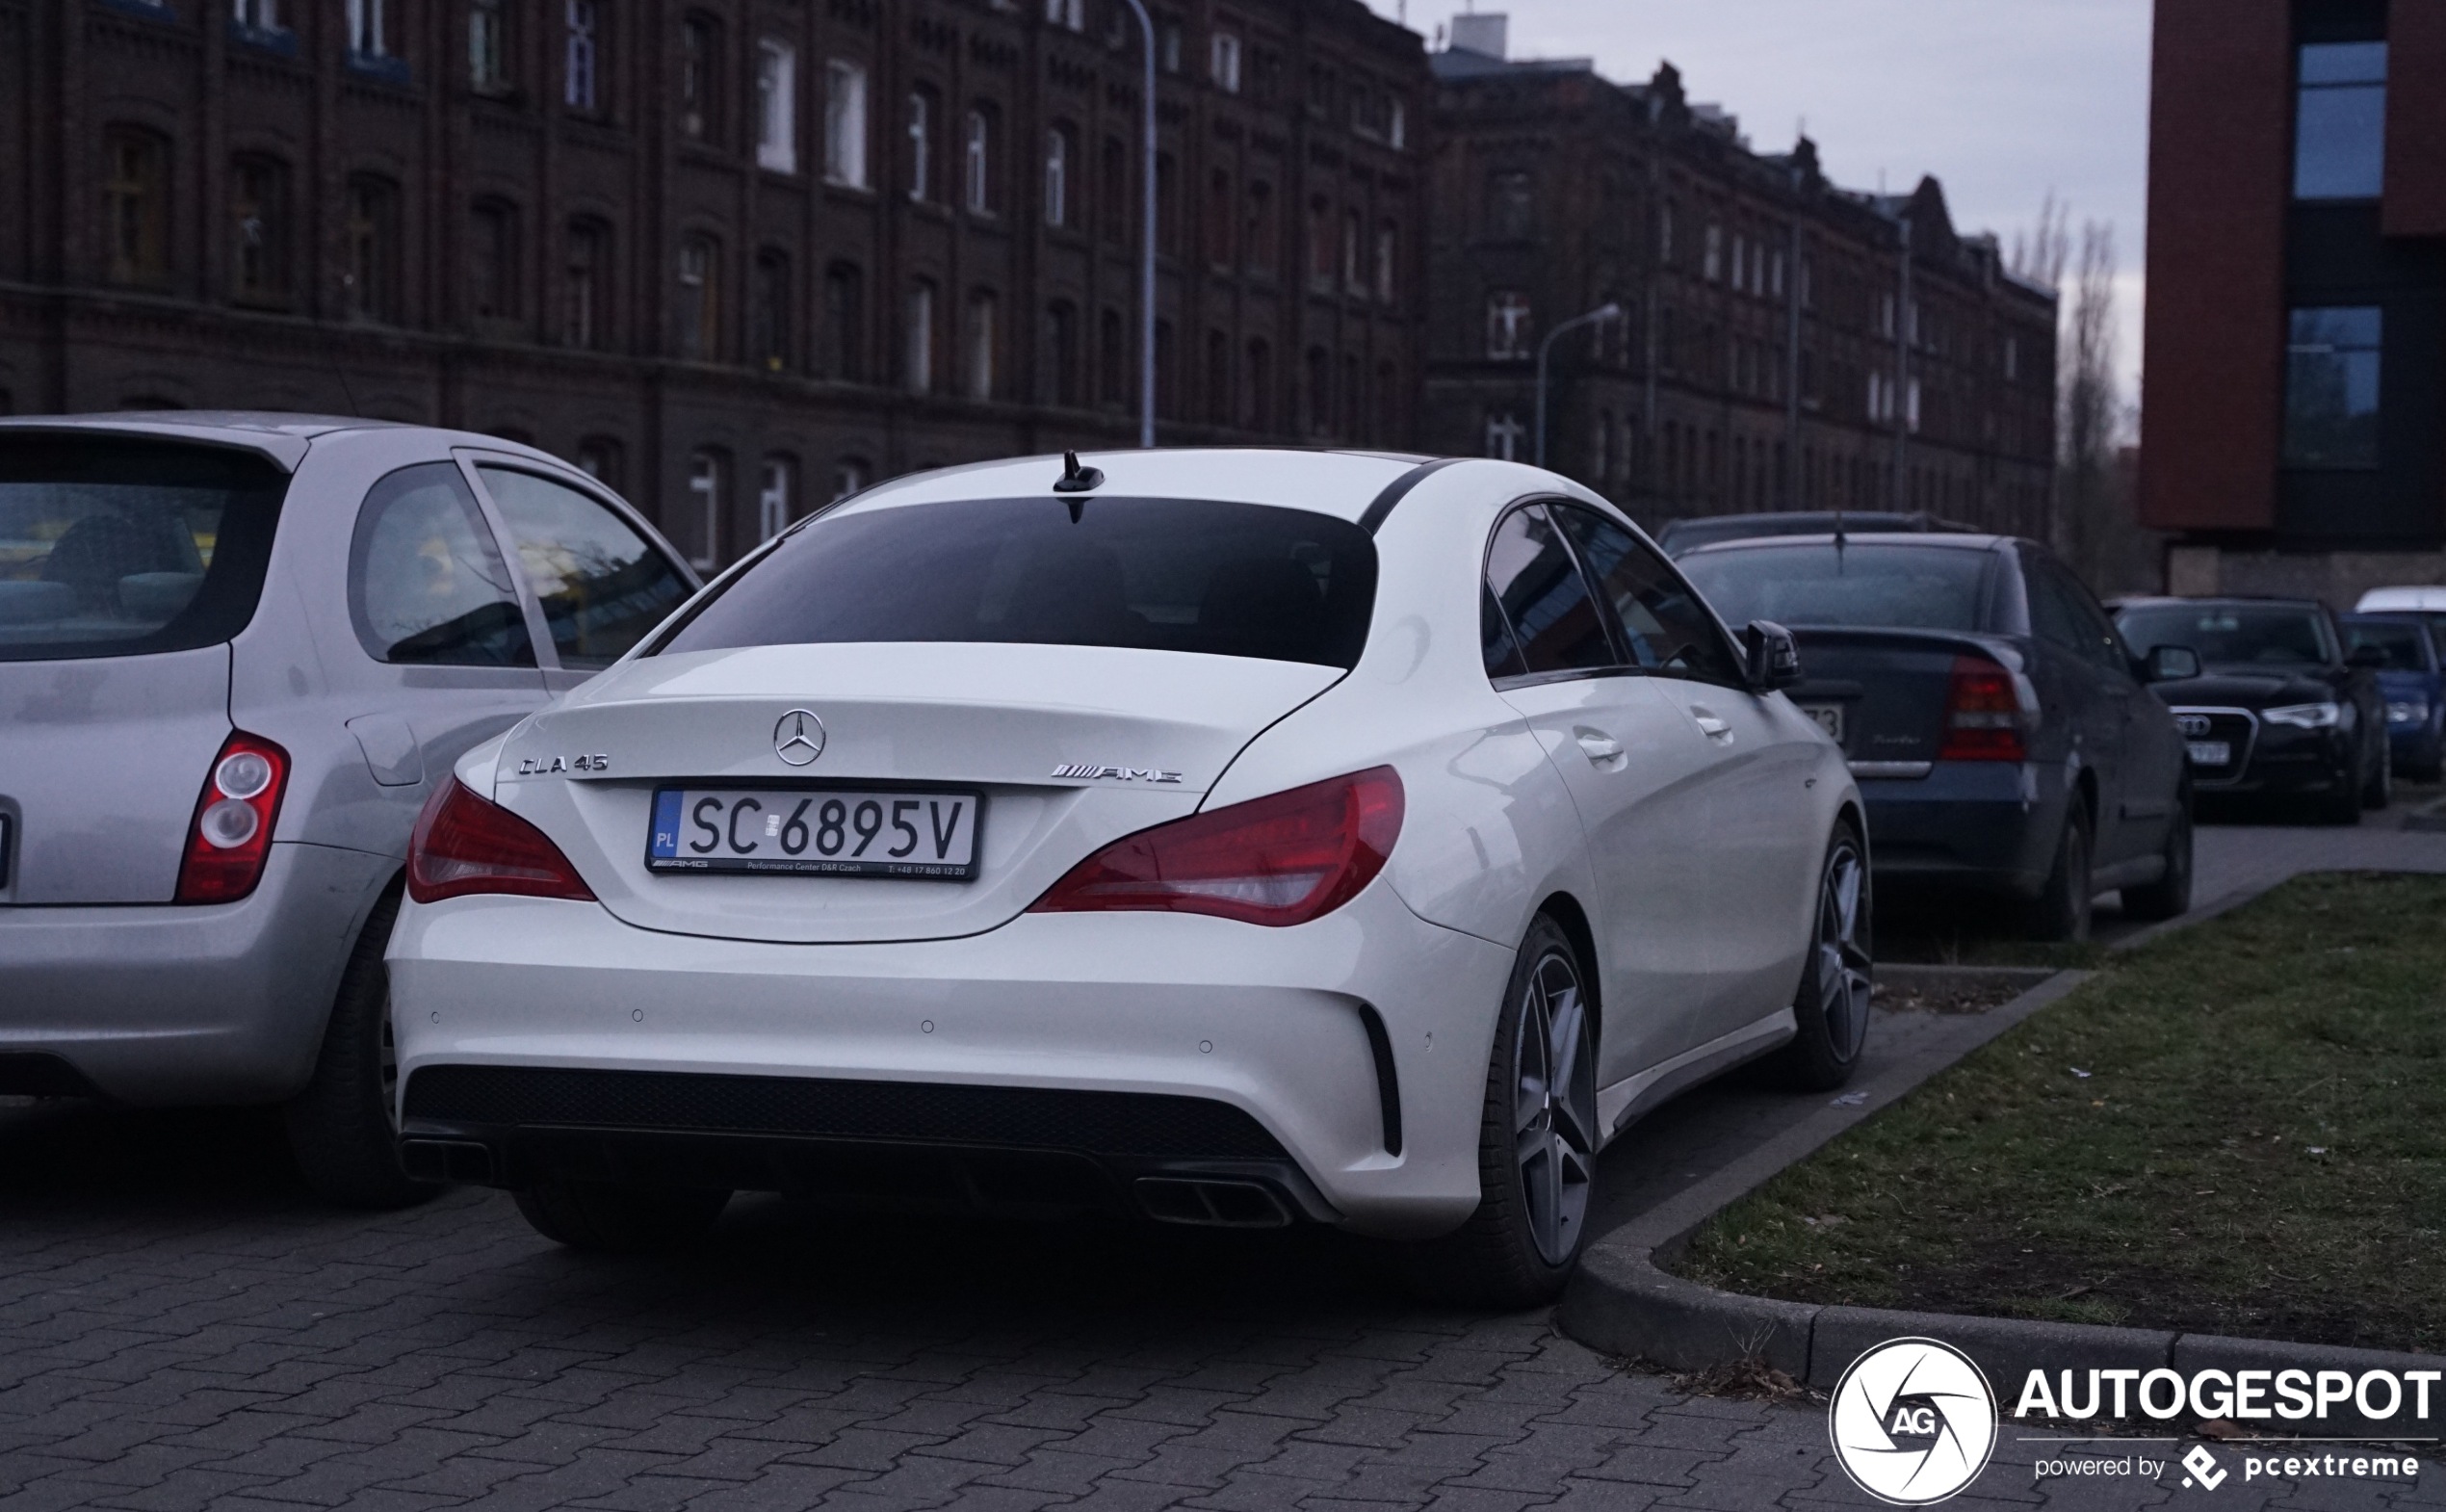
[0,435,286,661]
[350,462,535,666]
[1554,506,1745,685]
[479,466,690,668]
[2341,617,2432,671]
[661,496,1375,668]
[1678,542,1991,633]
[1483,503,1613,676]
[2116,605,2330,667]
[1481,583,1527,679]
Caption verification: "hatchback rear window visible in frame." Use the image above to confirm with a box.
[660,496,1377,668]
[1678,542,1992,633]
[0,436,287,661]
[2340,617,2432,671]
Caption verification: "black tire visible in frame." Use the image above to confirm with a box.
[2362,732,2393,810]
[284,885,439,1210]
[1763,821,1873,1091]
[2021,800,2094,943]
[2120,801,2194,923]
[1402,914,1598,1309]
[514,1181,731,1252]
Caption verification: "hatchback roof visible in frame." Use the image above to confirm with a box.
[0,410,558,475]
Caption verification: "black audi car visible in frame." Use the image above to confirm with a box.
[2113,597,2389,822]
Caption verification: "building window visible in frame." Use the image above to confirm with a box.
[1044,124,1073,227]
[1486,170,1531,240]
[675,233,719,358]
[758,455,794,540]
[344,173,399,320]
[824,59,868,187]
[1486,291,1530,359]
[1243,179,1274,274]
[470,199,520,321]
[229,154,290,303]
[1159,19,1182,73]
[1485,409,1524,461]
[1704,222,1723,281]
[679,15,717,140]
[756,39,798,173]
[1244,338,1274,430]
[1374,220,1396,302]
[685,449,724,571]
[824,261,865,379]
[753,249,791,369]
[1046,300,1080,405]
[102,127,169,287]
[831,456,868,502]
[1389,98,1406,149]
[1307,196,1334,285]
[1210,30,1240,92]
[1341,209,1362,293]
[1208,169,1235,267]
[576,436,623,490]
[563,0,599,110]
[907,87,934,200]
[1101,136,1128,243]
[470,0,510,90]
[1304,346,1330,435]
[1205,329,1231,424]
[1157,151,1178,252]
[2284,306,2381,469]
[1045,0,1083,31]
[2295,42,2386,201]
[347,0,388,57]
[1374,358,1397,444]
[2002,335,2019,382]
[905,280,936,394]
[1099,307,1125,406]
[562,219,609,348]
[967,289,997,400]
[232,0,281,34]
[964,107,994,213]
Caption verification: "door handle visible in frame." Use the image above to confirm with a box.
[1689,708,1733,743]
[1574,728,1626,767]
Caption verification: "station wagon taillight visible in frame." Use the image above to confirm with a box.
[407,777,595,904]
[1029,767,1403,927]
[1939,656,2030,763]
[175,732,290,904]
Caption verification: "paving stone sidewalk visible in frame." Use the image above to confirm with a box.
[0,1097,2434,1512]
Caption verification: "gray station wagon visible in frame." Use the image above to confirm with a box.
[0,413,697,1204]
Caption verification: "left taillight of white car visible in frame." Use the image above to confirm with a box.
[406,776,597,904]
[175,732,292,904]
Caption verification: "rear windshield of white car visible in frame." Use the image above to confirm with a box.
[0,435,288,662]
[1678,542,1992,633]
[659,496,1378,668]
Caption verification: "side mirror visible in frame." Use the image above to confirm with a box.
[2143,644,2201,683]
[2347,643,2388,670]
[1742,620,1804,691]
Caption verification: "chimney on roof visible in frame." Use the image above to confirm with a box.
[1449,12,1507,59]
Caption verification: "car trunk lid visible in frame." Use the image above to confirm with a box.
[1785,627,2029,768]
[488,641,1342,943]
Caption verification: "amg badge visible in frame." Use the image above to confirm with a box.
[1052,763,1184,784]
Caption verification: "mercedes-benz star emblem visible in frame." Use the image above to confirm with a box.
[773,709,826,767]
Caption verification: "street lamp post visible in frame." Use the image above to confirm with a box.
[1120,0,1158,448]
[1535,301,1623,471]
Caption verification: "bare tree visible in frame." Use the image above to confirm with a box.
[2019,199,2156,593]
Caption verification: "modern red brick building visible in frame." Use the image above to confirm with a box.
[2143,0,2446,601]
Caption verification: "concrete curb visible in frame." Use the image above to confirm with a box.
[1559,904,2446,1443]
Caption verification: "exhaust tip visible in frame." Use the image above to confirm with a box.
[401,1138,496,1186]
[1133,1176,1292,1229]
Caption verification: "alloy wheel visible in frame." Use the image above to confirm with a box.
[1815,841,1874,1063]
[1512,947,1598,1266]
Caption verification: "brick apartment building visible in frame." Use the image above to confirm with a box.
[2143,0,2446,603]
[0,0,1427,568]
[1422,15,2058,539]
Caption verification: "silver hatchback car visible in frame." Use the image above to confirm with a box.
[0,413,697,1204]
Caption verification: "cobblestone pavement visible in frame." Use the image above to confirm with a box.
[1,1096,2436,1512]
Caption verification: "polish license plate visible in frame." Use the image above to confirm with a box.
[2186,741,2231,768]
[648,788,981,878]
[1799,703,1845,743]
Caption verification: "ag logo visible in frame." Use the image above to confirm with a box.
[1829,1338,1997,1505]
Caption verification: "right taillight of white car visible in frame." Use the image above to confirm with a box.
[1029,767,1404,927]
[407,777,596,904]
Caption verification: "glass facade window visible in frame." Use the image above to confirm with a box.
[2294,41,2386,201]
[2283,306,2382,470]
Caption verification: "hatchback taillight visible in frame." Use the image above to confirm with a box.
[1939,656,2030,762]
[407,777,595,904]
[1029,767,1403,927]
[174,732,290,904]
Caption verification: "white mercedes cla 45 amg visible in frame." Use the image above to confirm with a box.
[387,449,1869,1304]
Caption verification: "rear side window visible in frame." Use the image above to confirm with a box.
[2342,618,2432,671]
[0,435,287,661]
[1678,542,1992,633]
[1554,506,1746,685]
[350,462,536,666]
[660,496,1376,668]
[1483,503,1613,676]
[478,466,690,668]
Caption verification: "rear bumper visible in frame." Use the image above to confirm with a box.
[384,880,1516,1239]
[0,844,396,1104]
[1853,759,2064,897]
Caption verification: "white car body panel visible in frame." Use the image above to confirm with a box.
[2355,587,2446,613]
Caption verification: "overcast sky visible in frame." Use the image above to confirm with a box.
[1369,1,2155,397]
